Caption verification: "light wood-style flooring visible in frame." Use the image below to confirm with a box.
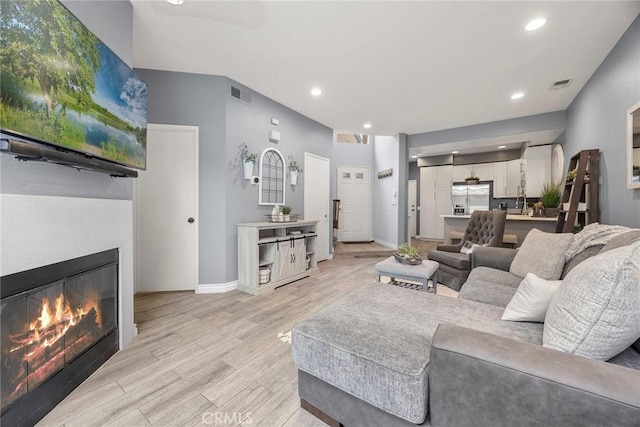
[38,243,453,427]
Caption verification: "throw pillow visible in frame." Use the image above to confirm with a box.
[543,241,640,361]
[460,241,483,254]
[502,273,562,322]
[509,229,574,280]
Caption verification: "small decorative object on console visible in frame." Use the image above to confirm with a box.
[394,243,423,265]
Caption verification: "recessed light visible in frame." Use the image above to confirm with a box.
[511,92,524,100]
[310,88,322,96]
[452,151,459,154]
[166,0,184,5]
[525,18,546,32]
[411,155,418,159]
[498,145,507,149]
[363,123,372,129]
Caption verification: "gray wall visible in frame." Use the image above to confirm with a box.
[333,138,374,168]
[565,14,640,228]
[134,69,229,285]
[372,136,399,246]
[409,111,566,148]
[1,0,134,201]
[223,79,333,282]
[134,71,333,284]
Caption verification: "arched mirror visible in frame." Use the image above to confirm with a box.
[627,101,640,190]
[258,148,286,205]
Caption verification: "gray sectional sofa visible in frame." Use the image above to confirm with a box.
[291,230,640,427]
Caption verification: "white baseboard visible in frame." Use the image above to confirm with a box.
[374,239,398,250]
[197,280,238,294]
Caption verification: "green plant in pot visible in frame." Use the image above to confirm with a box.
[288,155,303,185]
[394,243,422,265]
[539,182,562,217]
[239,143,258,180]
[281,205,292,222]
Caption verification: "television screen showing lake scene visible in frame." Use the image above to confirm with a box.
[0,0,147,169]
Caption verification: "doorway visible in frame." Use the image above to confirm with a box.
[135,124,199,292]
[304,153,331,261]
[408,180,417,243]
[336,166,371,242]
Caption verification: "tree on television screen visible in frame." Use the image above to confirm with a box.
[1,0,100,118]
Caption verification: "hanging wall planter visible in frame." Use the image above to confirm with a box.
[290,170,298,186]
[288,154,302,186]
[243,160,255,180]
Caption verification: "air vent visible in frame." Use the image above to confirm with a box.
[549,78,572,90]
[230,85,253,105]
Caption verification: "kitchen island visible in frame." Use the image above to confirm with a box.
[441,214,558,247]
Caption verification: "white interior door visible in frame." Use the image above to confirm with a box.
[336,166,370,242]
[304,153,330,261]
[135,124,198,292]
[408,180,417,242]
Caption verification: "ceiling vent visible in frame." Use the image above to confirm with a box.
[549,78,572,90]
[230,85,252,105]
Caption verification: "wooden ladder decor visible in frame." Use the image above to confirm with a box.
[556,149,600,233]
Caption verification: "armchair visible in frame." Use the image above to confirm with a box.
[428,210,506,291]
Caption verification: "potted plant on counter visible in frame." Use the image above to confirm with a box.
[539,182,562,217]
[288,155,303,185]
[239,143,257,180]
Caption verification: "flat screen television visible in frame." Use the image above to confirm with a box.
[0,0,147,170]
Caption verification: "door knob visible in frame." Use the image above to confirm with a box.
[188,217,195,223]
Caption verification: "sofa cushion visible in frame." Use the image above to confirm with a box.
[544,242,640,361]
[428,250,471,270]
[510,229,574,280]
[502,273,562,322]
[600,229,640,253]
[459,267,521,307]
[292,284,543,423]
[561,245,602,279]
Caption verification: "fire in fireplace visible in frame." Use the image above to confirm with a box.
[1,250,118,426]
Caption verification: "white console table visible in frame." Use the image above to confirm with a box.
[237,220,319,295]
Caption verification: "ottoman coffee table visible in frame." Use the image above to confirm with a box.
[375,256,439,293]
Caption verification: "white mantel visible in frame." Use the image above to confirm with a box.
[0,194,136,349]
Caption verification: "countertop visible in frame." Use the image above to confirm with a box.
[441,214,558,222]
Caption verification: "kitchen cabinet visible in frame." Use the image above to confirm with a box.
[420,165,452,240]
[453,163,493,182]
[453,165,472,183]
[525,145,553,198]
[493,159,523,198]
[506,159,522,197]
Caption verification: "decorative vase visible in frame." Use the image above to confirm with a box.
[290,170,298,186]
[243,160,254,180]
[284,214,291,222]
[544,207,560,218]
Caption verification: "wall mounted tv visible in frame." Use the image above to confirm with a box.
[0,0,147,171]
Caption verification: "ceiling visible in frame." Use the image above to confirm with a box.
[131,1,639,136]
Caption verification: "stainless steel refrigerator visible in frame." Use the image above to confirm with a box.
[451,184,490,214]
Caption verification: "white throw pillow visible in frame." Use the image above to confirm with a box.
[510,229,574,280]
[502,273,562,322]
[543,241,640,361]
[460,241,481,254]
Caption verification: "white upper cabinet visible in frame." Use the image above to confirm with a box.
[473,163,494,181]
[506,159,522,197]
[493,162,507,198]
[453,165,473,182]
[524,145,553,198]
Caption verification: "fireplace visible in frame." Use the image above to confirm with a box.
[1,249,119,426]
